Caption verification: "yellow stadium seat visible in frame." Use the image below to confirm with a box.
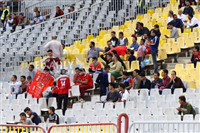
[127,61,139,72]
[157,49,167,60]
[155,8,162,14]
[143,14,151,20]
[194,75,200,83]
[171,42,180,53]
[196,62,200,73]
[175,64,184,70]
[190,32,200,43]
[184,29,191,35]
[87,35,94,42]
[120,25,127,31]
[136,15,143,21]
[167,38,175,45]
[185,64,194,69]
[163,43,171,54]
[34,57,42,62]
[184,37,194,48]
[189,81,197,89]
[161,12,168,20]
[147,9,154,15]
[177,37,185,48]
[124,61,130,71]
[112,26,119,31]
[95,36,101,42]
[181,33,188,39]
[124,21,132,26]
[178,69,188,75]
[183,75,194,82]
[99,30,107,37]
[177,28,181,37]
[82,39,88,45]
[159,40,167,48]
[189,68,199,76]
[20,62,28,71]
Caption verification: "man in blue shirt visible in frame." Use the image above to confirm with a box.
[170,14,184,32]
[96,65,110,97]
[130,36,140,50]
[183,1,194,15]
[151,72,162,89]
[24,107,41,125]
[150,30,159,73]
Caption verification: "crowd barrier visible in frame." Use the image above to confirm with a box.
[0,124,46,133]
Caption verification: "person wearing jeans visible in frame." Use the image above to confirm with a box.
[150,30,159,73]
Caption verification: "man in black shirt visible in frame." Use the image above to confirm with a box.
[150,24,161,39]
[183,1,194,15]
[104,82,120,103]
[48,107,59,124]
[101,53,113,66]
[24,107,41,125]
[137,22,150,37]
[109,31,120,47]
[139,72,151,90]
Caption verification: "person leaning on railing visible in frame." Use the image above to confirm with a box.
[18,13,30,29]
[1,5,9,24]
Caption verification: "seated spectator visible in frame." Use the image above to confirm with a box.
[109,31,120,47]
[123,71,133,90]
[168,10,174,23]
[103,82,120,103]
[133,69,141,89]
[160,69,171,90]
[29,65,36,79]
[137,39,146,70]
[118,84,129,103]
[183,1,194,15]
[151,72,162,89]
[139,72,151,90]
[89,57,102,74]
[130,36,140,50]
[177,96,196,118]
[19,112,33,126]
[44,81,58,99]
[178,9,187,25]
[44,50,61,76]
[105,41,113,52]
[33,7,40,19]
[170,14,183,32]
[101,53,113,66]
[109,54,123,82]
[30,11,43,25]
[143,33,149,42]
[11,13,19,32]
[196,0,200,10]
[145,39,151,55]
[24,107,41,125]
[48,107,59,124]
[137,22,150,37]
[128,50,136,65]
[189,46,200,67]
[61,44,67,61]
[66,6,75,19]
[54,6,64,18]
[18,13,30,29]
[96,65,110,97]
[73,67,83,85]
[110,50,126,70]
[86,41,103,62]
[150,24,161,39]
[78,68,93,100]
[166,22,179,40]
[134,22,140,36]
[109,46,129,60]
[10,75,21,95]
[186,13,200,28]
[189,0,196,5]
[25,76,32,94]
[3,15,12,31]
[167,71,186,93]
[20,75,28,94]
[119,32,128,46]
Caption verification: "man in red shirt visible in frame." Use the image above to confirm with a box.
[77,68,93,100]
[89,57,102,74]
[56,69,71,115]
[54,6,64,18]
[73,67,83,85]
[12,13,19,32]
[189,46,200,68]
[109,46,129,60]
[25,76,32,95]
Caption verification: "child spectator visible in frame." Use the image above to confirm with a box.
[122,71,133,90]
[137,39,146,71]
[24,107,41,125]
[48,106,59,124]
[96,65,110,97]
[128,50,136,65]
[145,39,151,55]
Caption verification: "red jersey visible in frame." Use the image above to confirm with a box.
[26,82,31,93]
[44,57,61,71]
[89,62,101,71]
[193,52,200,60]
[80,73,93,88]
[73,74,83,85]
[57,76,71,94]
[52,87,58,94]
[109,46,127,56]
[145,45,151,55]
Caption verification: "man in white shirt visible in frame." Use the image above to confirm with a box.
[10,75,21,94]
[186,14,200,28]
[33,7,39,19]
[30,11,43,25]
[119,32,128,46]
[178,9,187,25]
[118,84,129,103]
[44,35,63,59]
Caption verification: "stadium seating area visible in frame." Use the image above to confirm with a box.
[1,0,200,132]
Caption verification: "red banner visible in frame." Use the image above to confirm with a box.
[29,70,54,99]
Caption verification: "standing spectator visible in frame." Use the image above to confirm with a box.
[78,69,93,100]
[178,9,187,25]
[128,50,136,65]
[137,22,150,37]
[11,13,19,32]
[20,75,28,94]
[103,83,120,103]
[166,22,179,40]
[151,72,162,89]
[61,44,67,61]
[56,69,71,115]
[89,57,102,74]
[0,7,3,17]
[177,96,196,117]
[10,75,21,95]
[24,107,41,125]
[3,14,12,31]
[1,5,9,24]
[48,107,59,124]
[119,32,128,46]
[168,10,174,23]
[109,31,120,47]
[130,36,140,50]
[54,6,64,18]
[33,7,39,19]
[183,1,194,15]
[118,84,129,103]
[29,11,43,25]
[133,69,141,89]
[66,6,75,19]
[189,46,200,67]
[145,39,151,55]
[167,71,186,93]
[96,65,110,97]
[18,13,30,29]
[101,53,113,66]
[150,24,161,38]
[150,30,159,73]
[186,13,200,28]
[44,35,63,59]
[170,14,184,32]
[86,41,103,62]
[160,69,171,90]
[109,54,123,82]
[137,39,146,71]
[109,46,128,60]
[29,65,36,80]
[139,72,151,90]
[123,71,133,90]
